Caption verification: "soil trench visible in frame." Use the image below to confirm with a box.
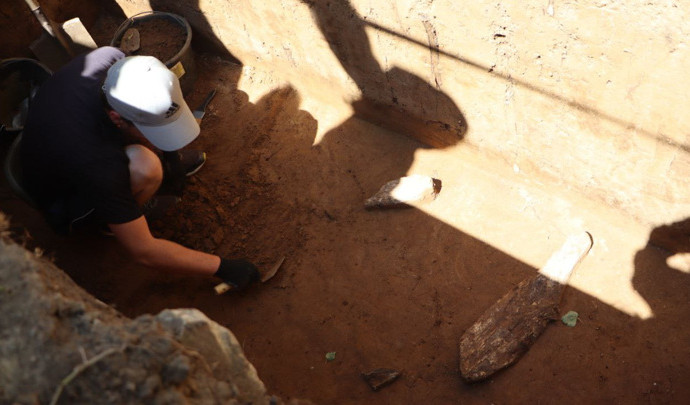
[1,10,690,405]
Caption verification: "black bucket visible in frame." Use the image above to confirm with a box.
[0,58,52,135]
[110,11,197,95]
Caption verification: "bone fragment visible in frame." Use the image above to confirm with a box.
[365,175,441,210]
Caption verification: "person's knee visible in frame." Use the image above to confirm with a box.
[125,144,162,193]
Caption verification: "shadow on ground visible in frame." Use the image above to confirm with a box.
[1,1,690,403]
[2,53,690,403]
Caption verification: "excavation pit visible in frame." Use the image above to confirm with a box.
[1,1,690,403]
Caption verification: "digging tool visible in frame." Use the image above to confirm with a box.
[60,17,98,55]
[214,256,286,294]
[25,0,70,71]
[458,232,593,383]
[193,89,216,124]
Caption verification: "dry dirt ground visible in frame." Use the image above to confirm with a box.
[2,13,690,405]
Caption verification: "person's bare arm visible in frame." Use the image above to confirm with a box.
[109,215,220,276]
[109,216,260,290]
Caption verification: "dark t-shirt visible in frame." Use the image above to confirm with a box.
[22,47,142,228]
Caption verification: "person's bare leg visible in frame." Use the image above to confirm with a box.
[125,144,162,206]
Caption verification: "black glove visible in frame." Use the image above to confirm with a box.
[214,258,260,291]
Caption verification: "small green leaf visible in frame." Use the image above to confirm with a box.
[561,311,579,327]
[325,352,336,362]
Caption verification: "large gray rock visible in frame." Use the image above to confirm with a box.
[156,308,267,404]
[0,214,273,405]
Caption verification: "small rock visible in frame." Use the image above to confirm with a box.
[361,368,401,391]
[214,381,236,401]
[161,354,190,385]
[139,374,162,398]
[120,28,140,54]
[365,175,441,209]
[120,367,147,384]
[153,390,185,405]
[212,228,225,245]
[148,336,174,356]
[154,309,268,403]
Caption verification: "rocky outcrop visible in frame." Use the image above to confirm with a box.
[0,214,288,404]
[155,309,267,404]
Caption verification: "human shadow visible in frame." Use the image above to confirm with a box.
[633,218,690,321]
[303,0,467,149]
[622,218,690,401]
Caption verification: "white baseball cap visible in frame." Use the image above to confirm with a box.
[103,55,200,151]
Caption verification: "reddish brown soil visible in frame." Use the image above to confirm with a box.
[1,4,690,402]
[2,53,689,404]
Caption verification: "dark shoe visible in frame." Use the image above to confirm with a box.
[160,150,206,196]
[142,195,181,221]
[178,149,207,177]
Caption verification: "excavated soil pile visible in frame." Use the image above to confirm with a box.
[125,17,186,63]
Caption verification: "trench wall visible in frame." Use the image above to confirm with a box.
[5,0,690,225]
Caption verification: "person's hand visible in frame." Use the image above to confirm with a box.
[214,258,260,291]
